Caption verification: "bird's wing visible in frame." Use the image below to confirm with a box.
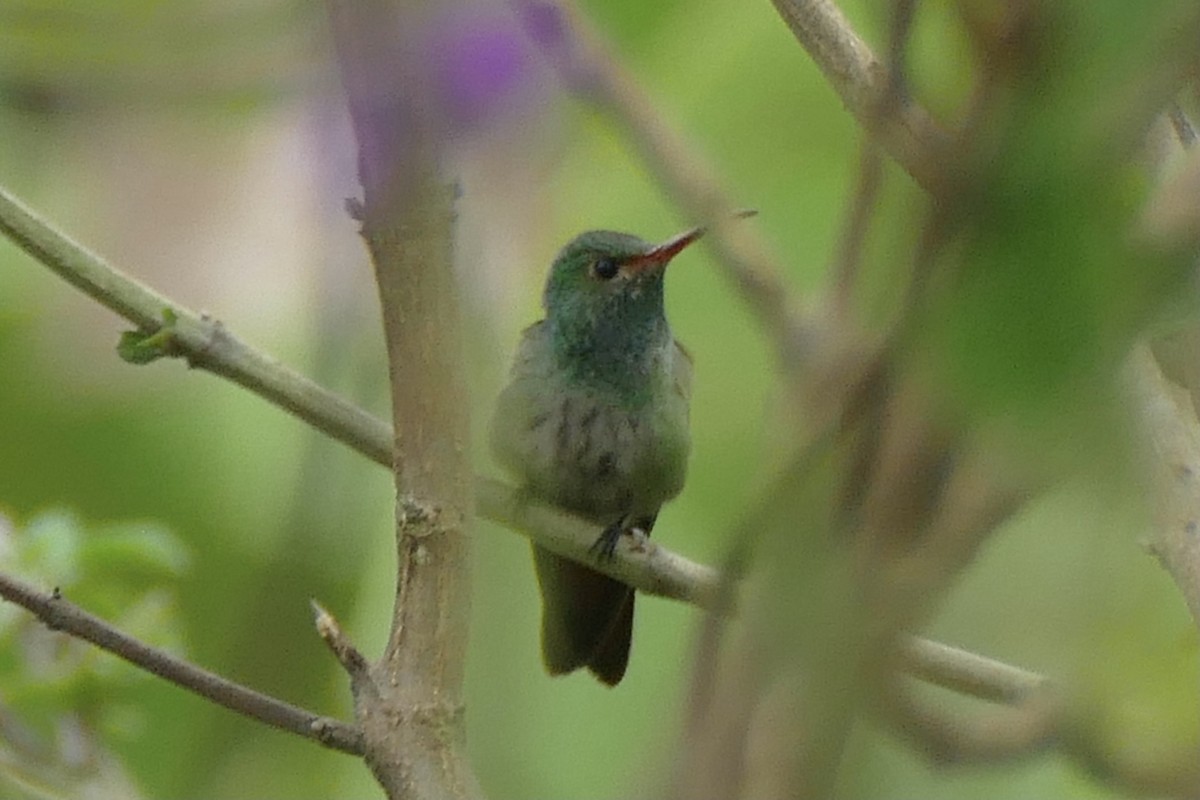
[509,320,550,377]
[671,339,694,402]
[489,319,551,476]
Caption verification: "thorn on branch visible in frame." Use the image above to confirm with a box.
[312,599,372,693]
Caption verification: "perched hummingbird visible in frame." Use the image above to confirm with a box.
[490,225,702,686]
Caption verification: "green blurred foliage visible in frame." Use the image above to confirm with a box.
[0,0,1197,798]
[0,510,187,798]
[922,3,1193,445]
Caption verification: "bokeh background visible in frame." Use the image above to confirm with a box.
[0,0,1195,797]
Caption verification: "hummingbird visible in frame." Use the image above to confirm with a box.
[490,224,703,686]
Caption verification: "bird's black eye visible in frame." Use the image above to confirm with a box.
[591,257,619,281]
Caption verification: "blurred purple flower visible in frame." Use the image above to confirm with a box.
[515,0,567,51]
[427,10,539,133]
[323,6,560,188]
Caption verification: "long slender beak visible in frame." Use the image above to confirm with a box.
[638,226,705,267]
[627,209,757,272]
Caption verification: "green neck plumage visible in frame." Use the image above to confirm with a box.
[547,281,670,406]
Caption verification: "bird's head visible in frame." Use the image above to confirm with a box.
[541,227,703,332]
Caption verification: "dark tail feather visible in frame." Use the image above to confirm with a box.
[587,592,633,686]
[532,544,633,684]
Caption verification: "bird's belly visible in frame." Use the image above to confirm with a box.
[514,390,688,522]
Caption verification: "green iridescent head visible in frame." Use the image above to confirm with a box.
[542,227,702,323]
[540,226,702,396]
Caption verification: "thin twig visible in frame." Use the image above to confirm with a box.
[0,182,1050,710]
[0,186,393,469]
[829,143,883,320]
[670,426,842,800]
[311,600,372,690]
[826,0,915,321]
[901,638,1047,705]
[768,0,949,192]
[0,571,364,756]
[880,678,1061,765]
[682,424,838,735]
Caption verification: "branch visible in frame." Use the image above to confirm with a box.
[0,182,1048,714]
[312,600,375,702]
[475,477,720,608]
[0,570,364,756]
[1125,344,1200,630]
[767,0,949,192]
[0,185,393,469]
[881,678,1061,765]
[900,638,1047,705]
[323,0,478,795]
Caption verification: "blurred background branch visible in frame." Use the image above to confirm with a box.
[665,0,1200,798]
[1126,345,1200,632]
[768,0,948,191]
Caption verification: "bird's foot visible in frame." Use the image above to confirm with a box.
[589,516,653,562]
[589,519,624,562]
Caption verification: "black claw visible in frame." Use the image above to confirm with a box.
[589,518,625,562]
